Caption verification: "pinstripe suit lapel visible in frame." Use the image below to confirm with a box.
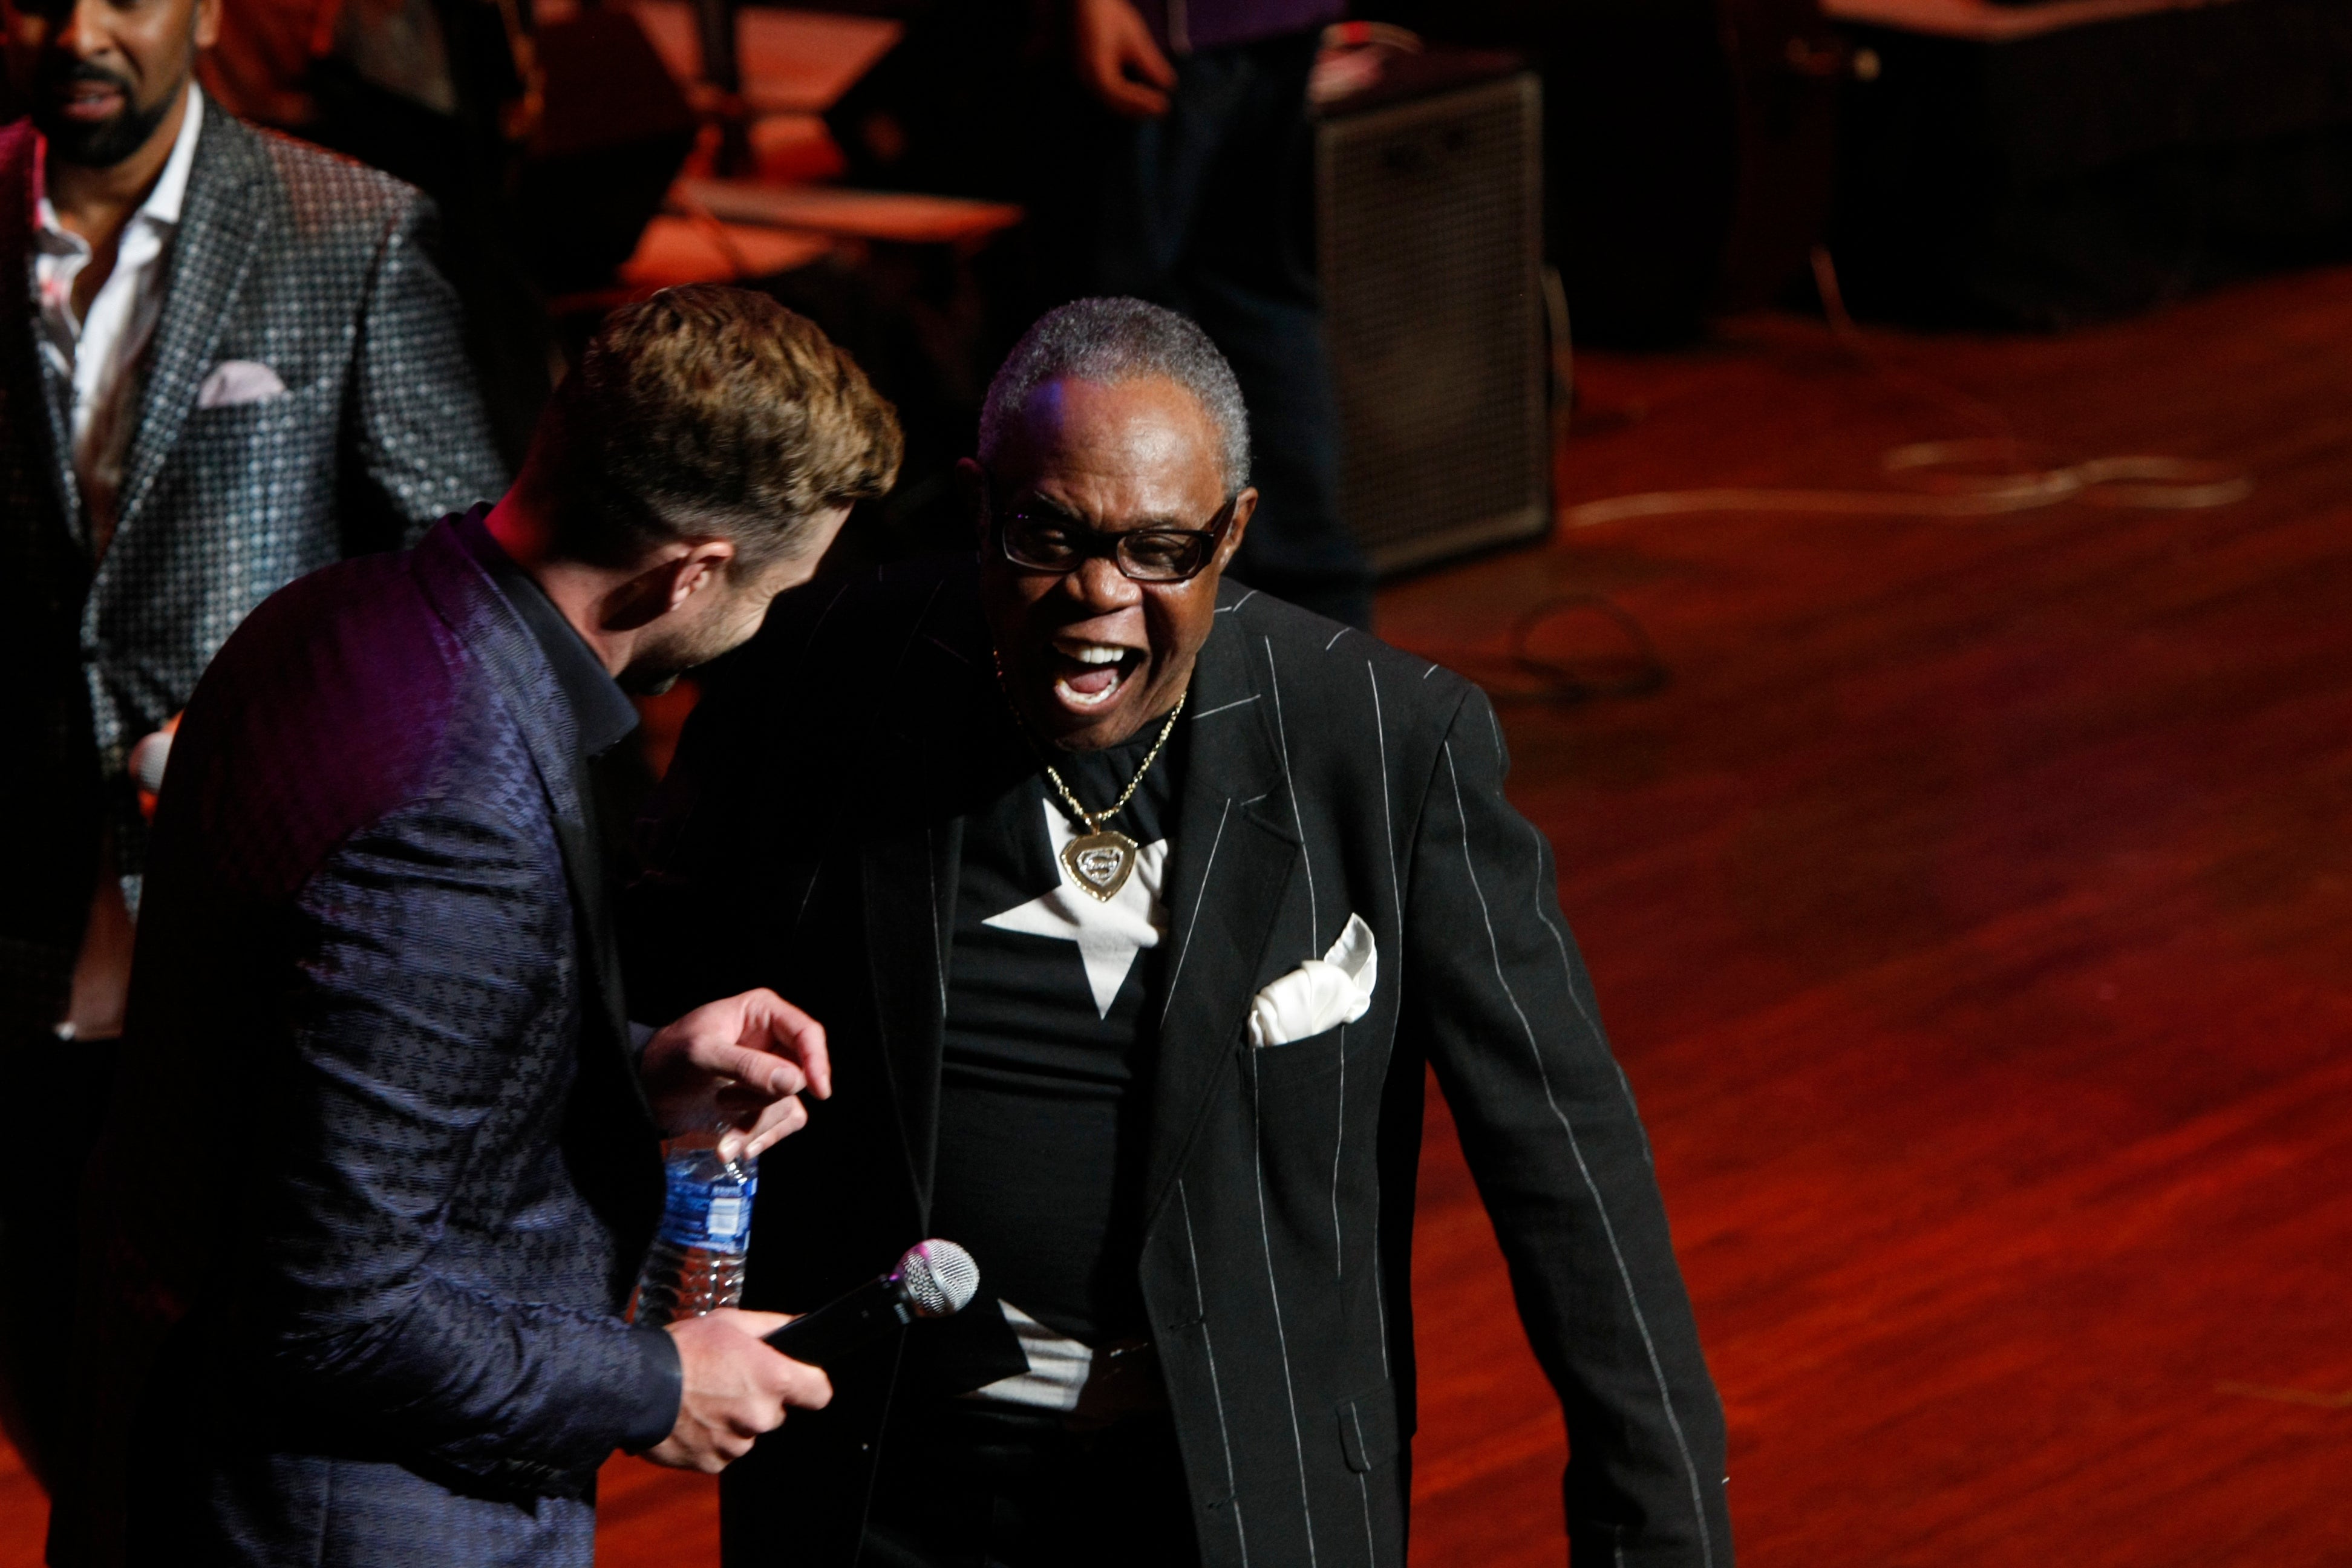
[860,815,959,1220]
[851,573,1299,1227]
[858,577,991,1218]
[0,123,79,549]
[106,99,264,554]
[1143,593,1298,1229]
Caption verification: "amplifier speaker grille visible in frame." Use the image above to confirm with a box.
[1318,73,1549,577]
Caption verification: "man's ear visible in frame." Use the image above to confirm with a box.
[605,540,737,632]
[662,539,739,613]
[956,458,989,550]
[1214,488,1258,569]
[193,0,224,52]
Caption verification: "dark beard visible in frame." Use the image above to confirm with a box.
[31,63,179,169]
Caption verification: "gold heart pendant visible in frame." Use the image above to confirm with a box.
[1061,829,1140,902]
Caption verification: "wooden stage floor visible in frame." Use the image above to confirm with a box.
[7,263,2350,1566]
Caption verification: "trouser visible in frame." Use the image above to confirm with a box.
[860,1400,1200,1568]
[1022,30,1376,632]
[0,1031,113,1494]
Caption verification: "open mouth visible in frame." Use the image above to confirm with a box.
[1045,641,1146,713]
[55,82,127,122]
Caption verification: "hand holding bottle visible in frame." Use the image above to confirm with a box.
[638,987,832,1164]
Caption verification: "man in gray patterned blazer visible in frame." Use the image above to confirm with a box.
[0,0,506,1488]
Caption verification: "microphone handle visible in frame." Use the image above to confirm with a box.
[761,1275,917,1367]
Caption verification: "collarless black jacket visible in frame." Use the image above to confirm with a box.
[629,557,1730,1568]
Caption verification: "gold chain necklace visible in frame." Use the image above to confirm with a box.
[995,657,1186,901]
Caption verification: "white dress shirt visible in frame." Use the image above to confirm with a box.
[32,81,205,553]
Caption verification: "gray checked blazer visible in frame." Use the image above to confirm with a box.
[0,99,507,1034]
[630,558,1732,1568]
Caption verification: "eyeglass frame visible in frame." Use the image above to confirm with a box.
[981,472,1238,586]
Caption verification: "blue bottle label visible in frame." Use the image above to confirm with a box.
[657,1166,759,1253]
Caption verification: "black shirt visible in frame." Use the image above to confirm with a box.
[928,708,1187,1345]
[455,507,647,874]
[454,506,639,763]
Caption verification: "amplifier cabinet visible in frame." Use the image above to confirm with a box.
[1317,68,1550,577]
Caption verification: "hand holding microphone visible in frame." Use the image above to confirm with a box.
[644,1241,979,1474]
[650,1307,833,1473]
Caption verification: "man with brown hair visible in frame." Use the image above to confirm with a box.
[64,285,901,1568]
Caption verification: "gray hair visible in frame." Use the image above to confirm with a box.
[978,298,1251,494]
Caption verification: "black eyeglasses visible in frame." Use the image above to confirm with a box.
[993,494,1235,584]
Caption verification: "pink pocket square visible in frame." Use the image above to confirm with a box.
[197,359,287,408]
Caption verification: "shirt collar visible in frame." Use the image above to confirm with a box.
[454,507,642,761]
[142,78,204,227]
[32,79,205,244]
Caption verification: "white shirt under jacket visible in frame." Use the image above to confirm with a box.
[31,81,205,552]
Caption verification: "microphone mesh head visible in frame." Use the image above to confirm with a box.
[897,1240,979,1318]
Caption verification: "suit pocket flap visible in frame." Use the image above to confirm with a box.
[1336,1383,1402,1473]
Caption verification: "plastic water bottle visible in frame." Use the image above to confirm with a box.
[633,1131,759,1325]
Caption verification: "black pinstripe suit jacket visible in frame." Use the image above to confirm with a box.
[0,101,506,1033]
[630,557,1731,1568]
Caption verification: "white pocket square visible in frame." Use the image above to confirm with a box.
[197,359,287,408]
[1247,913,1377,1047]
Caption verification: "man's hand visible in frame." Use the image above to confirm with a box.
[645,1309,831,1472]
[640,989,832,1163]
[1070,0,1177,118]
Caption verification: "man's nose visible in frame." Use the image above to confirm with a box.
[51,0,111,54]
[1061,555,1141,612]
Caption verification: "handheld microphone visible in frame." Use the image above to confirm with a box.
[763,1240,979,1367]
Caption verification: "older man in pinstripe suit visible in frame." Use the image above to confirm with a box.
[631,298,1730,1567]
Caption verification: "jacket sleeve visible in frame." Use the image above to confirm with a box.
[344,192,510,549]
[232,788,681,1483]
[1399,685,1731,1567]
